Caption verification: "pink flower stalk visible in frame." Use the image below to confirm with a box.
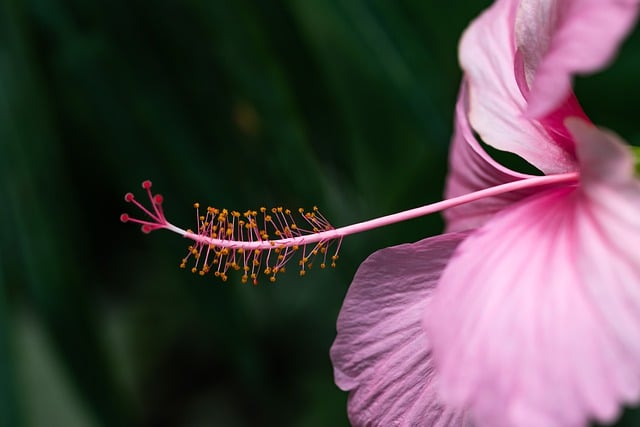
[121,175,576,284]
[330,1,640,427]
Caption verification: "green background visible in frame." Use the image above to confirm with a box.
[1,1,639,426]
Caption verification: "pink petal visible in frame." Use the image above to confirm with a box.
[459,0,578,174]
[518,0,640,118]
[424,120,640,427]
[330,233,472,427]
[445,81,542,232]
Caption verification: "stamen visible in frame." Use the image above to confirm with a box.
[122,172,579,283]
[179,203,339,283]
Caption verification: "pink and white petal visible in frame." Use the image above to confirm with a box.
[424,124,640,427]
[459,0,577,174]
[518,0,640,118]
[330,233,472,427]
[444,81,540,232]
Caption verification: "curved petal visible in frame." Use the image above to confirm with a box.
[424,121,640,427]
[518,0,640,118]
[330,233,472,427]
[444,81,540,232]
[459,0,578,174]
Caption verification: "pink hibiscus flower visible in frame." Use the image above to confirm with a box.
[331,1,640,426]
[121,1,640,425]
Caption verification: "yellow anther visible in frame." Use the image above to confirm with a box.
[199,270,205,276]
[285,209,291,215]
[242,275,248,284]
[320,263,326,269]
[260,207,267,213]
[193,202,200,209]
[199,215,205,221]
[270,276,276,283]
[265,215,272,221]
[299,270,306,276]
[191,267,197,273]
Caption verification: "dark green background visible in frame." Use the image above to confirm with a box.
[1,1,639,426]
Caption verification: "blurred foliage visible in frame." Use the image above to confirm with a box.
[0,0,638,426]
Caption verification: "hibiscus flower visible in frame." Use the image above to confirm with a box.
[121,1,640,425]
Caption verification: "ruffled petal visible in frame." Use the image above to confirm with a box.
[459,0,577,174]
[424,120,640,427]
[444,81,540,232]
[517,0,640,118]
[330,233,472,427]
